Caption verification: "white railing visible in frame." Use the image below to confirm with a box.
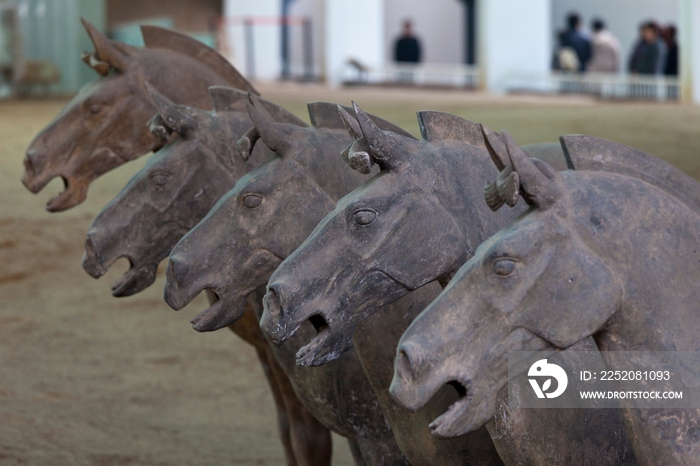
[505,71,680,101]
[342,62,480,89]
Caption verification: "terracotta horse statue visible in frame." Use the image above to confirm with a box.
[23,19,254,212]
[81,87,332,466]
[162,98,466,465]
[260,105,636,465]
[390,130,700,466]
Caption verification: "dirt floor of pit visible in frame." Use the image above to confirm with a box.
[2,83,700,465]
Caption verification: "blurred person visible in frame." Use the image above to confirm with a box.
[394,20,421,63]
[587,18,621,73]
[629,21,667,75]
[663,25,678,76]
[559,12,591,71]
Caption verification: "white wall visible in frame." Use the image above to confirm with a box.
[480,0,552,93]
[288,0,324,76]
[552,0,679,70]
[325,0,384,84]
[223,0,281,81]
[384,0,464,64]
[680,0,700,103]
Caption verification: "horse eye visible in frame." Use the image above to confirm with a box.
[243,194,263,208]
[493,259,516,276]
[353,209,377,226]
[150,172,170,187]
[89,103,103,114]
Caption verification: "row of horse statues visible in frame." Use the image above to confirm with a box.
[21,20,699,466]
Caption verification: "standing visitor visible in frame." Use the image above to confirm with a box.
[559,13,591,72]
[394,20,422,64]
[587,19,621,73]
[629,21,667,75]
[663,25,679,76]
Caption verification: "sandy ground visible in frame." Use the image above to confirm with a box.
[2,84,700,465]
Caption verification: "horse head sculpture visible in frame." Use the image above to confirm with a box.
[261,104,527,366]
[162,96,416,463]
[81,87,302,297]
[164,97,413,336]
[23,19,255,212]
[389,130,700,464]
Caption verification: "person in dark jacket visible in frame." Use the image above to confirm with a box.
[663,25,679,76]
[559,13,591,71]
[394,20,421,63]
[629,21,667,75]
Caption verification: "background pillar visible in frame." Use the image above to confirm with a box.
[324,0,384,85]
[478,0,551,93]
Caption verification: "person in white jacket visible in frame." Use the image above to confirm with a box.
[587,19,622,73]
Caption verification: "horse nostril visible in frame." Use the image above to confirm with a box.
[165,256,190,286]
[82,232,106,278]
[23,154,34,173]
[264,287,282,316]
[84,235,96,257]
[167,256,189,285]
[397,345,418,381]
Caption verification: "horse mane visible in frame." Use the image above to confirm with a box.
[209,87,307,126]
[561,135,700,214]
[141,26,259,95]
[307,102,416,139]
[417,111,485,148]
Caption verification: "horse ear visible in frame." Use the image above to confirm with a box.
[147,113,173,145]
[236,126,259,161]
[337,105,362,140]
[145,82,195,136]
[502,131,559,209]
[81,51,110,77]
[480,124,509,171]
[353,101,401,169]
[81,18,130,72]
[246,96,295,154]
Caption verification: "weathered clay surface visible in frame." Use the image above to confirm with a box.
[23,20,255,212]
[81,87,302,297]
[81,88,332,466]
[262,107,636,465]
[163,98,435,464]
[390,131,700,465]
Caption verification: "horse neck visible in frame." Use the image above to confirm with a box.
[571,171,700,352]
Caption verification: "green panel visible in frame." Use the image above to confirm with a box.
[110,17,173,47]
[17,0,105,95]
[76,0,106,91]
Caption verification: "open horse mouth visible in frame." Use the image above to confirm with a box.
[45,177,80,212]
[110,262,156,297]
[189,289,228,332]
[83,234,156,297]
[278,269,409,366]
[294,312,336,366]
[428,380,472,438]
[22,168,82,212]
